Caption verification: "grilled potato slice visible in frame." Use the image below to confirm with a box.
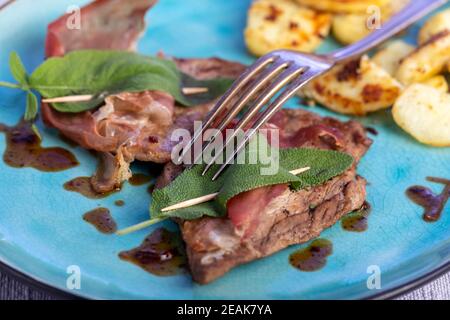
[244,0,332,56]
[396,30,450,85]
[294,0,390,13]
[422,76,449,93]
[332,0,410,44]
[332,14,370,45]
[302,55,402,115]
[393,84,450,147]
[418,9,450,45]
[372,40,415,76]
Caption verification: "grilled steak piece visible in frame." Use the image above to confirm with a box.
[156,108,372,284]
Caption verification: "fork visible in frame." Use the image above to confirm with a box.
[178,0,447,180]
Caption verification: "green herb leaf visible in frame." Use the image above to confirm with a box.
[216,148,354,215]
[24,91,38,121]
[150,141,354,221]
[278,148,354,191]
[31,124,42,140]
[181,74,234,106]
[29,50,233,113]
[9,52,29,89]
[29,50,184,112]
[151,165,224,220]
[0,81,21,89]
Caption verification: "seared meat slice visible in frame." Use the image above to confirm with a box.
[156,108,372,284]
[45,0,157,57]
[175,57,248,80]
[41,0,247,192]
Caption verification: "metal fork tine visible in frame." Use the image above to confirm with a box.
[201,65,307,177]
[192,61,291,166]
[176,55,277,165]
[211,69,319,181]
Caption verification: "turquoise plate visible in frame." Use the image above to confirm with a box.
[0,0,449,300]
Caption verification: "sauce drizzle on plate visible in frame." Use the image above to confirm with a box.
[64,176,118,199]
[83,207,117,234]
[342,201,371,232]
[406,177,450,222]
[119,228,187,276]
[0,120,78,172]
[289,239,332,272]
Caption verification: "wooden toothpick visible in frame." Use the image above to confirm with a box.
[160,167,311,212]
[42,94,94,103]
[41,87,209,104]
[181,87,209,95]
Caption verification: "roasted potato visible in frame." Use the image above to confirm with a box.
[244,0,332,56]
[294,0,390,13]
[332,14,370,45]
[332,0,410,44]
[393,84,450,147]
[372,40,415,76]
[418,9,450,45]
[422,75,449,93]
[302,55,402,115]
[395,30,450,85]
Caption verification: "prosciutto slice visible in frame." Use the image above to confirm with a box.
[45,0,157,57]
[41,0,246,192]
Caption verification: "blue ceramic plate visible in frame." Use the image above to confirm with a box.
[0,0,449,300]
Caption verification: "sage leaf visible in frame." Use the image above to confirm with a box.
[30,50,184,112]
[31,124,42,140]
[150,142,354,221]
[150,165,224,220]
[24,91,38,121]
[278,148,354,191]
[9,52,29,89]
[29,50,234,113]
[215,148,354,214]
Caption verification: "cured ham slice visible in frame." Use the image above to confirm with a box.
[41,0,246,192]
[45,0,157,57]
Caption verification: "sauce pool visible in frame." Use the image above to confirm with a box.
[64,176,118,199]
[406,177,450,222]
[83,207,117,234]
[289,239,332,272]
[0,120,78,172]
[342,201,371,232]
[129,173,152,186]
[114,200,125,207]
[119,228,187,276]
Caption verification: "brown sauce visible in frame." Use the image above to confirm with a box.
[83,207,117,234]
[289,239,332,272]
[119,228,187,276]
[114,200,125,207]
[0,120,78,172]
[342,201,371,232]
[406,177,450,222]
[365,127,378,136]
[129,173,152,186]
[64,176,118,199]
